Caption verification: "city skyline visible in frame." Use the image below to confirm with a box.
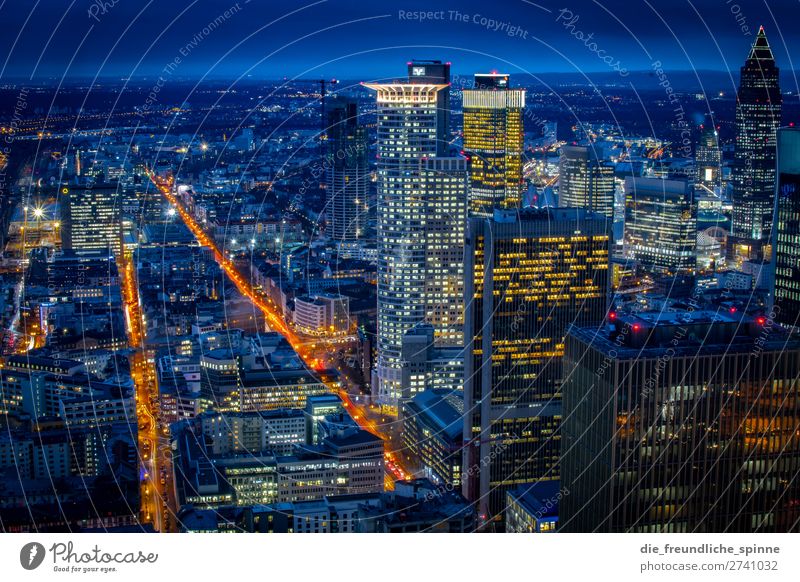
[1,0,800,547]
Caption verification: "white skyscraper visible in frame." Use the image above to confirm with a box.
[364,62,467,411]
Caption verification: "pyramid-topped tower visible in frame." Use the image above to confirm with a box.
[730,26,782,263]
[747,25,775,61]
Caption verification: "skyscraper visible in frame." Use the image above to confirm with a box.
[407,60,450,155]
[325,97,368,241]
[462,73,525,216]
[420,157,468,347]
[773,127,800,329]
[365,63,468,411]
[731,26,782,263]
[61,182,123,256]
[561,311,800,532]
[462,208,609,525]
[695,125,722,191]
[624,177,696,274]
[558,145,615,218]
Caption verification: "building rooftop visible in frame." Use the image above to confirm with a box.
[508,480,561,520]
[568,310,799,359]
[406,389,463,442]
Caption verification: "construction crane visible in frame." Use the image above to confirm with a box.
[291,78,339,144]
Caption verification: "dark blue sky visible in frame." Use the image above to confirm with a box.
[1,0,798,84]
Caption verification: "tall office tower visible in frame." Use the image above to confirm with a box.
[463,208,609,525]
[624,177,696,274]
[365,64,468,411]
[462,73,525,216]
[558,145,615,218]
[325,97,368,241]
[773,127,800,329]
[407,60,450,155]
[731,26,782,263]
[562,311,800,532]
[695,125,722,190]
[421,157,468,346]
[61,182,122,256]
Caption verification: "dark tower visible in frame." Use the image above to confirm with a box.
[463,208,610,526]
[730,26,782,263]
[325,97,368,241]
[773,127,800,329]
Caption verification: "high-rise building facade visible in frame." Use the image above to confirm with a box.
[407,60,450,155]
[695,125,722,190]
[773,127,800,329]
[420,157,468,346]
[463,73,525,216]
[365,62,468,411]
[401,387,463,488]
[561,311,800,532]
[731,27,782,262]
[61,183,122,256]
[624,177,696,274]
[462,208,609,525]
[558,145,615,218]
[325,97,368,241]
[399,323,464,399]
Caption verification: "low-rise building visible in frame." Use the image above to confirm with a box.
[401,389,463,488]
[505,481,563,533]
[172,410,383,511]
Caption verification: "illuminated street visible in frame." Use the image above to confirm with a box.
[146,170,411,488]
[120,251,176,532]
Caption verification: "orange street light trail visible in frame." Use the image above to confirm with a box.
[145,169,410,486]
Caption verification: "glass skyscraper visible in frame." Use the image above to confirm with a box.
[624,177,697,274]
[773,127,800,329]
[325,97,368,241]
[731,26,782,263]
[695,125,722,191]
[558,145,615,218]
[462,73,525,217]
[462,208,609,525]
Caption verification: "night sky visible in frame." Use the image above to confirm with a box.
[0,0,798,85]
